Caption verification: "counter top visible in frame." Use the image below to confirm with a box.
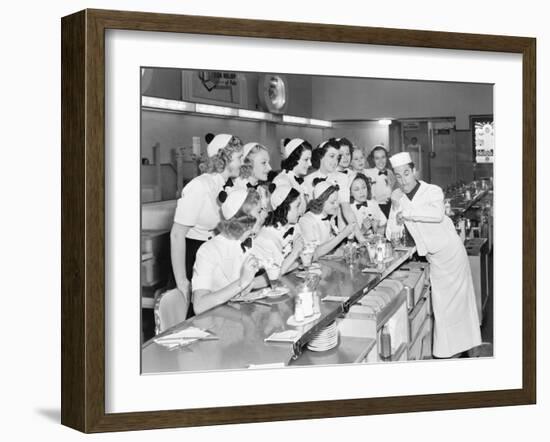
[142,246,416,374]
[448,188,492,220]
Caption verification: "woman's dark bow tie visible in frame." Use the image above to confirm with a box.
[355,202,369,209]
[282,227,295,239]
[294,175,304,185]
[312,176,328,186]
[378,170,388,176]
[247,180,269,190]
[240,237,253,253]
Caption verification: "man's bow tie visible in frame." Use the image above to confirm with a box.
[282,227,295,239]
[312,176,328,186]
[355,202,369,209]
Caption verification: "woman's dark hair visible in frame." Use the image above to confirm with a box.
[281,139,312,172]
[306,185,339,215]
[311,139,340,170]
[264,187,300,228]
[337,137,353,150]
[217,189,260,239]
[367,145,390,169]
[349,173,372,202]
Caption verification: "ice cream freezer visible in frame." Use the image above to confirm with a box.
[292,272,431,366]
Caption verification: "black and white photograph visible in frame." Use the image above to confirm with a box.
[140,68,494,373]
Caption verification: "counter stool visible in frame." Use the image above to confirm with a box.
[153,288,189,335]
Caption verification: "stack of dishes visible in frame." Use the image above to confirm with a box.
[306,321,339,352]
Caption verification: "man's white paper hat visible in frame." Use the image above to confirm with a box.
[389,151,413,168]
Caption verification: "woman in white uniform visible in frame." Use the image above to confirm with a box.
[272,138,313,210]
[192,188,265,314]
[385,152,481,358]
[336,137,353,175]
[365,145,397,219]
[253,183,305,274]
[304,139,365,243]
[349,173,387,236]
[349,144,369,181]
[234,142,272,214]
[170,134,243,306]
[298,180,356,259]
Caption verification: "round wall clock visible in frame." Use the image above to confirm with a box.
[258,74,288,114]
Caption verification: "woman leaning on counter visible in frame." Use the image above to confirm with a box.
[170,134,243,307]
[385,152,481,358]
[191,188,265,314]
[349,172,387,236]
[253,183,305,275]
[299,180,356,259]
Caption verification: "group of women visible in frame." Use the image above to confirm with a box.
[169,132,482,359]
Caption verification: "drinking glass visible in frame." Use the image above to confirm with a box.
[301,241,318,270]
[343,243,356,266]
[300,249,314,270]
[366,239,377,265]
[371,217,380,234]
[266,263,281,290]
[390,230,403,248]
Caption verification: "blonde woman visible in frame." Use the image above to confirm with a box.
[170,134,243,306]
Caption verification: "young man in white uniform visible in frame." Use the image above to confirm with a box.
[385,152,481,358]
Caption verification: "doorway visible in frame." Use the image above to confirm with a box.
[399,118,458,188]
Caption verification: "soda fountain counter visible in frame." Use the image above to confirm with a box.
[141,245,433,374]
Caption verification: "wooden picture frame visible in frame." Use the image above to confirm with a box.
[61,8,536,433]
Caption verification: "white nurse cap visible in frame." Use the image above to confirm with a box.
[242,142,260,159]
[221,188,249,220]
[284,138,304,158]
[313,180,335,199]
[370,144,388,153]
[207,133,233,157]
[317,140,328,149]
[270,183,293,209]
[389,151,413,168]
